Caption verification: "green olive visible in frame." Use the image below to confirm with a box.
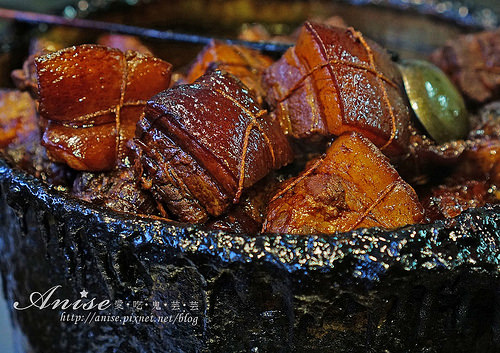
[398,59,469,144]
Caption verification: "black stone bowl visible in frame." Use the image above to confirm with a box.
[1,1,500,352]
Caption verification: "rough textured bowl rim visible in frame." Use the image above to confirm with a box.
[1,159,499,276]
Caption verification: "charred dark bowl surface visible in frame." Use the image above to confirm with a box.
[1,158,500,352]
[1,1,500,352]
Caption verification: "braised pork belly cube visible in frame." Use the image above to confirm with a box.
[186,40,273,103]
[131,70,293,223]
[431,29,500,104]
[263,132,423,234]
[35,44,172,171]
[264,22,411,156]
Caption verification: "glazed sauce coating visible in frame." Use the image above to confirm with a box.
[133,70,293,223]
[35,44,172,171]
[186,39,273,102]
[2,24,497,233]
[264,22,411,156]
[263,132,424,234]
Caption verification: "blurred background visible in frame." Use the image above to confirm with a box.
[1,0,500,18]
[0,0,79,13]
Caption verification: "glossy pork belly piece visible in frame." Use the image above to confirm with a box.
[264,22,411,156]
[186,40,273,103]
[35,44,172,171]
[132,70,293,223]
[431,29,500,104]
[263,132,424,234]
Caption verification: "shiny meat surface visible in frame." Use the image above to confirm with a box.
[35,44,172,171]
[2,23,498,234]
[264,22,411,156]
[263,132,424,234]
[132,70,293,223]
[186,40,273,103]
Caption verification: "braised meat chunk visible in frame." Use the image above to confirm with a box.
[461,102,500,185]
[430,29,500,104]
[35,44,172,171]
[263,132,424,234]
[131,131,221,223]
[0,90,74,186]
[186,40,273,103]
[0,90,38,148]
[422,180,497,221]
[132,69,293,223]
[264,22,411,156]
[72,167,157,215]
[206,174,283,233]
[404,101,500,221]
[2,18,497,234]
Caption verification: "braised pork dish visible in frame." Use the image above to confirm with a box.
[1,19,499,235]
